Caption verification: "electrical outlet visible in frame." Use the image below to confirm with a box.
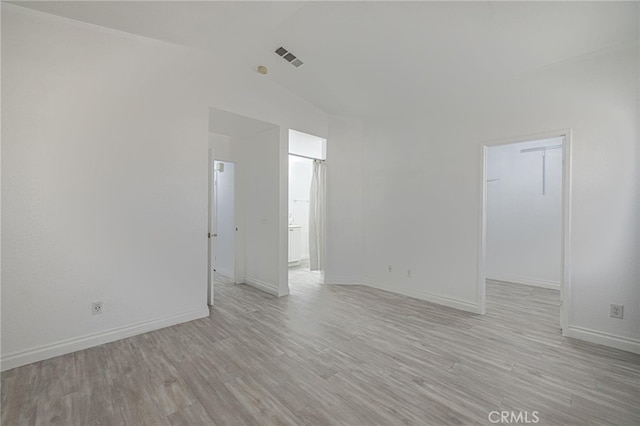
[92,301,103,315]
[407,269,412,278]
[388,265,392,273]
[610,304,623,319]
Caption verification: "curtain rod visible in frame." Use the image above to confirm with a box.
[289,153,325,161]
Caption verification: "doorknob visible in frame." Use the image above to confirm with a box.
[208,233,218,238]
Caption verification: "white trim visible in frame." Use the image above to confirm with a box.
[560,134,573,334]
[564,326,640,355]
[365,281,482,314]
[279,287,290,297]
[486,274,560,290]
[478,129,572,334]
[477,144,488,315]
[0,308,209,372]
[281,126,290,298]
[243,276,280,296]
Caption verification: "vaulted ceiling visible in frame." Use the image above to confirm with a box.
[13,1,639,118]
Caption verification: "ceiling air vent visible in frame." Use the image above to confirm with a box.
[275,46,304,68]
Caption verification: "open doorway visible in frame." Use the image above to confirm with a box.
[208,156,237,305]
[212,160,236,280]
[208,107,284,302]
[288,130,327,290]
[480,131,571,333]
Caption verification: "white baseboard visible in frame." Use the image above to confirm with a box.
[324,276,362,285]
[364,281,482,314]
[1,307,210,372]
[487,274,560,290]
[564,326,640,354]
[243,276,279,296]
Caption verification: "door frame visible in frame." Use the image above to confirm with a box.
[287,132,328,287]
[478,129,572,333]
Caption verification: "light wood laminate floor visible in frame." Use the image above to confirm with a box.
[2,278,639,425]
[289,258,323,287]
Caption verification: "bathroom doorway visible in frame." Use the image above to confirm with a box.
[288,130,327,289]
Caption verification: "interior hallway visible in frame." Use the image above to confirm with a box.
[2,280,638,425]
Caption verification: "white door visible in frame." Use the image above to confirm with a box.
[208,158,236,306]
[207,151,216,306]
[213,161,236,282]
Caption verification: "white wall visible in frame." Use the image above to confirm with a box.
[486,138,563,288]
[213,161,235,280]
[234,127,284,295]
[207,111,284,296]
[361,41,639,350]
[209,133,233,162]
[1,5,327,370]
[288,156,313,258]
[289,129,326,160]
[3,2,637,369]
[324,116,364,285]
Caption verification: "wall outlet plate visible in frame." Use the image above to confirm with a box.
[92,301,103,315]
[610,304,623,319]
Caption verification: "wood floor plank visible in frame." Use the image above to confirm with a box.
[2,273,639,425]
[167,400,216,426]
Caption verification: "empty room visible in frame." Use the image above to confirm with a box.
[1,1,639,425]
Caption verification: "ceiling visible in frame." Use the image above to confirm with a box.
[12,1,639,118]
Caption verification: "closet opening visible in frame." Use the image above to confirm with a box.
[479,131,572,333]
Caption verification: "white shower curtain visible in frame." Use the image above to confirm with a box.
[309,159,326,271]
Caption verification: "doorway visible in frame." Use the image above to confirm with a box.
[479,131,572,332]
[288,130,327,290]
[208,158,236,306]
[208,107,283,300]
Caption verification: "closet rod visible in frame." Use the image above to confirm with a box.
[520,144,563,153]
[288,153,325,161]
[520,144,562,195]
